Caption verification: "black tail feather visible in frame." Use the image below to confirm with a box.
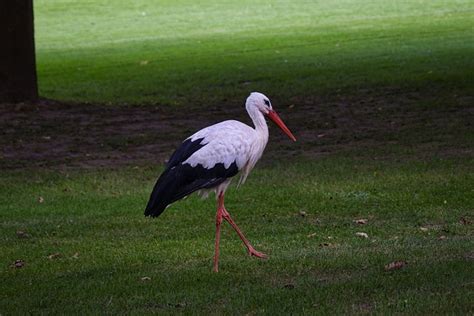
[144,169,176,218]
[144,162,238,218]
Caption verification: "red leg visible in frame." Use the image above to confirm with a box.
[218,193,268,259]
[213,204,223,272]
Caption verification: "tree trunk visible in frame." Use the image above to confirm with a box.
[0,0,39,102]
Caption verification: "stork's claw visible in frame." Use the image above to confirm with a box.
[248,247,268,259]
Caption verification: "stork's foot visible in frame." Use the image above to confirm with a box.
[247,247,268,259]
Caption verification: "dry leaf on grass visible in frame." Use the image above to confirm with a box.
[419,227,429,232]
[141,276,151,281]
[11,259,25,269]
[16,230,30,239]
[355,232,369,238]
[72,252,80,259]
[38,196,44,203]
[307,232,317,238]
[353,302,373,313]
[47,253,62,260]
[459,216,472,225]
[174,302,187,308]
[353,219,368,225]
[319,242,334,248]
[384,261,407,271]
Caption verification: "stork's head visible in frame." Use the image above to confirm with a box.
[246,92,296,141]
[246,92,273,114]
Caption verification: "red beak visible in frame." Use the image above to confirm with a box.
[267,110,297,141]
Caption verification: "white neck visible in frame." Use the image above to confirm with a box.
[239,103,270,185]
[246,104,269,140]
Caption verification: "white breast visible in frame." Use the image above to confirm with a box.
[183,120,268,184]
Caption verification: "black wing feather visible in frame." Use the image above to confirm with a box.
[144,138,239,218]
[166,137,205,169]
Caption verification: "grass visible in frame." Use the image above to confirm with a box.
[34,0,474,105]
[1,156,473,314]
[1,0,473,314]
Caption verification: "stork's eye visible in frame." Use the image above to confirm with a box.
[264,99,270,106]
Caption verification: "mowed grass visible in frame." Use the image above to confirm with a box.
[34,0,473,105]
[1,156,473,314]
[2,0,473,314]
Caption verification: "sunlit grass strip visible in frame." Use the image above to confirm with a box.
[34,0,473,104]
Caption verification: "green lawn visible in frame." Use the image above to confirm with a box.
[35,0,473,105]
[1,0,473,314]
[1,157,473,314]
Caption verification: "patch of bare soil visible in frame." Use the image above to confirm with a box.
[0,89,472,170]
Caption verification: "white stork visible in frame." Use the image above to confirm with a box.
[145,92,296,272]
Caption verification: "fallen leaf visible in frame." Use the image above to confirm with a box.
[299,211,307,217]
[319,242,334,248]
[353,302,373,313]
[420,227,429,232]
[38,196,44,203]
[307,232,317,238]
[141,276,151,281]
[384,260,407,271]
[16,230,30,239]
[11,259,25,269]
[438,235,447,240]
[47,253,61,260]
[460,216,472,225]
[353,219,368,225]
[355,232,369,238]
[72,252,80,259]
